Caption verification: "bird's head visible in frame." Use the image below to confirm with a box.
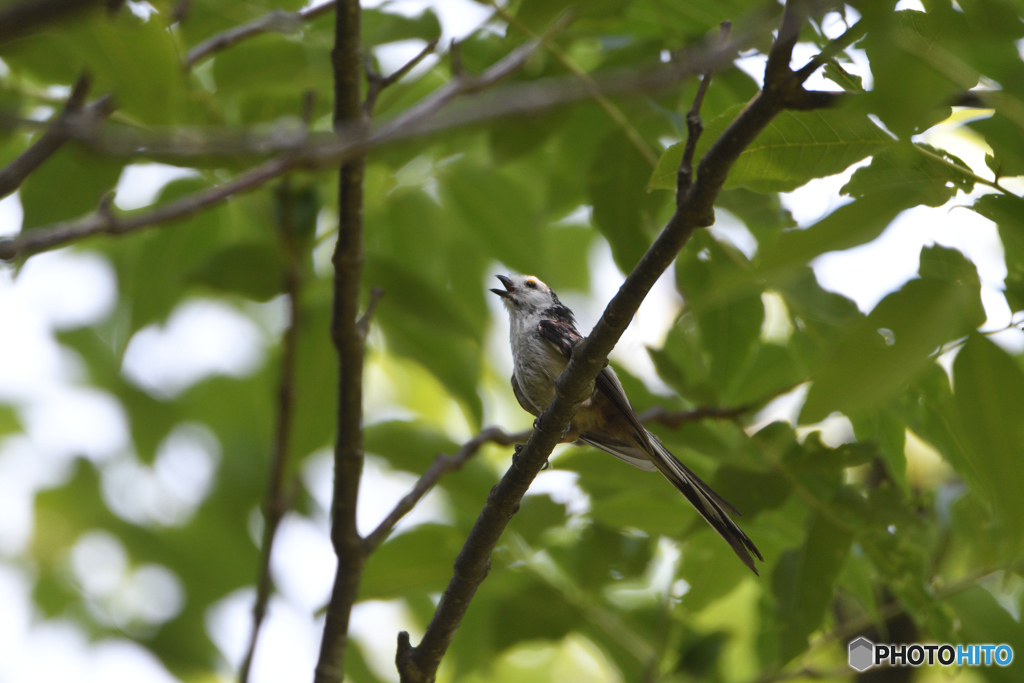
[490,274,563,316]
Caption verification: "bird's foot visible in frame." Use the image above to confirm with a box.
[533,411,570,439]
[512,443,550,471]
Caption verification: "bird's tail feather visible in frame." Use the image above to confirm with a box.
[646,435,763,574]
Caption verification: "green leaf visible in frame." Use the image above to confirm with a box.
[362,8,441,47]
[862,9,963,137]
[802,245,985,422]
[363,421,461,474]
[822,60,864,92]
[840,143,974,207]
[649,107,893,193]
[951,333,1024,551]
[440,162,543,277]
[772,511,852,664]
[589,130,660,271]
[19,145,123,231]
[972,193,1024,313]
[187,243,285,302]
[945,587,1024,683]
[359,524,465,600]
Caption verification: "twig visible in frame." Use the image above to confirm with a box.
[355,286,384,336]
[395,2,836,680]
[489,3,659,168]
[0,76,114,200]
[794,19,866,82]
[184,2,336,69]
[677,21,731,199]
[0,11,583,263]
[364,38,440,114]
[313,0,369,679]
[363,426,529,552]
[0,156,293,261]
[364,403,754,554]
[0,0,105,44]
[238,184,304,683]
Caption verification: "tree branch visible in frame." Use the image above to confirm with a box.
[313,0,367,680]
[678,21,730,198]
[363,426,530,553]
[489,3,658,167]
[364,38,440,115]
[394,3,820,681]
[238,183,305,683]
[363,403,752,555]
[0,76,114,200]
[183,2,337,69]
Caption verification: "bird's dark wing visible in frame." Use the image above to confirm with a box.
[537,318,580,359]
[594,367,652,450]
[511,373,541,416]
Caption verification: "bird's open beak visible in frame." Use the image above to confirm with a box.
[490,274,514,298]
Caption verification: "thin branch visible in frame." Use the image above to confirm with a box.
[0,23,763,262]
[183,2,336,69]
[794,19,866,82]
[238,184,305,683]
[363,402,754,555]
[313,0,368,679]
[355,286,384,335]
[0,76,114,200]
[488,3,659,168]
[363,426,529,553]
[678,21,731,198]
[364,38,440,114]
[0,0,105,44]
[0,155,293,261]
[395,3,820,681]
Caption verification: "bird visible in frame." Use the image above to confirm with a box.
[491,273,762,574]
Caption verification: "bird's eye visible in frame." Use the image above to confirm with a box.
[525,280,537,289]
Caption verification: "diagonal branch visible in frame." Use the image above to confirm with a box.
[0,76,114,200]
[184,2,337,69]
[364,38,440,114]
[678,21,731,198]
[363,426,530,553]
[394,3,821,681]
[363,402,757,554]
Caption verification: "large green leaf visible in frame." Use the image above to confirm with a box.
[802,245,985,422]
[772,511,852,664]
[588,130,661,272]
[951,333,1024,550]
[649,107,893,193]
[359,524,465,600]
[19,145,123,231]
[972,193,1024,313]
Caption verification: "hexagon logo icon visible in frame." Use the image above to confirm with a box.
[849,637,874,672]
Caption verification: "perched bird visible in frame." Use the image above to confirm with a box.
[491,273,762,574]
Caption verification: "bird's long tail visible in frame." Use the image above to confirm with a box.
[646,434,763,574]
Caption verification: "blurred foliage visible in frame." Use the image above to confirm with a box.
[2,1,1024,682]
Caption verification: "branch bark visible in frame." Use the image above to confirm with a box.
[184,2,337,69]
[313,0,367,680]
[394,3,823,681]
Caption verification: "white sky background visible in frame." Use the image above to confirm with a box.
[1,1,1024,681]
